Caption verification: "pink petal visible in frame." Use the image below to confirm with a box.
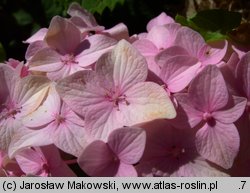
[103,23,129,41]
[14,62,29,78]
[137,32,147,39]
[159,56,200,93]
[133,39,158,56]
[132,40,159,74]
[220,52,239,94]
[108,127,146,164]
[28,48,63,72]
[171,156,229,177]
[20,87,50,118]
[137,120,228,176]
[77,140,119,176]
[116,163,137,177]
[0,64,19,100]
[15,76,50,112]
[5,58,21,68]
[167,63,200,93]
[0,70,49,131]
[63,106,85,127]
[39,145,76,177]
[5,59,28,78]
[174,27,206,58]
[200,41,228,65]
[8,127,53,158]
[145,56,161,76]
[45,16,81,55]
[232,43,250,59]
[69,16,104,34]
[22,84,60,128]
[213,96,247,124]
[155,46,189,67]
[0,119,23,151]
[226,52,239,72]
[67,2,99,28]
[25,41,47,61]
[24,28,48,44]
[195,122,240,169]
[0,67,49,155]
[147,24,180,50]
[86,82,173,142]
[147,26,171,50]
[76,34,117,67]
[95,40,148,93]
[0,151,6,167]
[52,119,89,157]
[189,65,229,112]
[84,103,116,141]
[0,65,13,102]
[15,148,48,176]
[136,120,199,176]
[147,12,175,31]
[56,70,106,117]
[46,60,84,81]
[123,82,176,120]
[236,51,250,98]
[170,93,203,128]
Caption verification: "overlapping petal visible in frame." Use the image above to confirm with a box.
[189,65,229,112]
[146,12,175,31]
[195,122,240,169]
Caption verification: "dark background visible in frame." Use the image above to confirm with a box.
[0,0,249,61]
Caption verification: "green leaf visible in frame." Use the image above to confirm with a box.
[190,9,242,34]
[13,9,33,26]
[0,42,6,62]
[175,14,199,31]
[203,31,228,42]
[175,14,190,26]
[175,10,242,42]
[81,0,125,14]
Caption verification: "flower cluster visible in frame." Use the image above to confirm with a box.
[0,3,250,177]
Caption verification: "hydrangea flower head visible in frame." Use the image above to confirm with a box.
[57,40,176,141]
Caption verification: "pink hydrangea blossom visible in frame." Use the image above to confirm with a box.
[172,27,228,71]
[5,58,29,78]
[136,120,228,177]
[15,145,76,176]
[78,127,146,176]
[171,65,247,169]
[67,2,129,41]
[0,64,50,151]
[1,2,250,177]
[27,16,117,81]
[156,50,200,94]
[133,23,181,75]
[57,40,176,141]
[8,84,88,158]
[24,28,48,62]
[67,2,105,34]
